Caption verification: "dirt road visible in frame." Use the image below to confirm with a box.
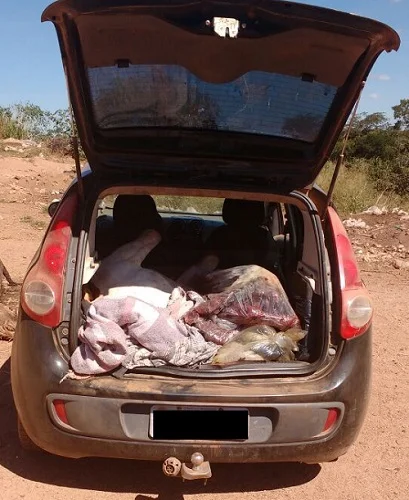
[0,155,408,500]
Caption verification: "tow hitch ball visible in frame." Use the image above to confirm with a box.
[162,452,212,484]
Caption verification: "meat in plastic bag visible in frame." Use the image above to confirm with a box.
[212,325,307,365]
[183,265,301,344]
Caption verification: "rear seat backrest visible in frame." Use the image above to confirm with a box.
[96,195,163,260]
[205,199,280,271]
[113,194,163,247]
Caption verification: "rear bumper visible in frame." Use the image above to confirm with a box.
[11,314,372,463]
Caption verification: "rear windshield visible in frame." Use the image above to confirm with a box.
[88,64,337,142]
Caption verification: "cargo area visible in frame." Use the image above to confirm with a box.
[69,190,331,377]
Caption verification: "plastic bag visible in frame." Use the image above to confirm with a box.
[183,265,301,344]
[212,325,307,365]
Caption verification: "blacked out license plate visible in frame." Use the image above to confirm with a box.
[149,406,249,441]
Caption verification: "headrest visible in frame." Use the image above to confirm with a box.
[222,199,265,227]
[113,195,162,239]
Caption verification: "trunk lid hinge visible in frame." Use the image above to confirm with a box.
[323,81,366,221]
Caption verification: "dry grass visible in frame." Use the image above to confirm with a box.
[154,195,223,214]
[317,161,409,215]
[20,215,47,230]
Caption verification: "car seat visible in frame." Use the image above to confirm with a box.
[205,198,280,271]
[96,194,163,261]
[113,194,163,246]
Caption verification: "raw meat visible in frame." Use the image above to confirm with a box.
[183,265,301,344]
[89,229,176,307]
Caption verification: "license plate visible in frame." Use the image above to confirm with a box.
[149,406,249,441]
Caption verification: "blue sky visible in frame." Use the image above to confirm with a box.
[0,0,408,119]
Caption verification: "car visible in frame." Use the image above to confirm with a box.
[11,0,400,477]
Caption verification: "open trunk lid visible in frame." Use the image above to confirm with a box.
[43,0,399,191]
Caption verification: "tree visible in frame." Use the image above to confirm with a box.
[331,112,394,161]
[0,102,72,140]
[351,129,402,161]
[48,109,71,137]
[350,112,390,135]
[392,99,409,130]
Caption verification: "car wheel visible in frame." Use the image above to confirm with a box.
[17,418,42,452]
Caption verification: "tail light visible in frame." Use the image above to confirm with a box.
[327,207,373,339]
[21,191,78,327]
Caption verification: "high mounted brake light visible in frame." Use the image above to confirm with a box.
[327,207,373,339]
[21,191,77,328]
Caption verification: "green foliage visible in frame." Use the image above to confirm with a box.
[392,99,409,130]
[350,129,402,161]
[351,111,390,133]
[331,112,394,160]
[367,156,409,196]
[328,109,409,200]
[0,102,84,158]
[318,160,409,214]
[0,106,26,139]
[0,102,72,140]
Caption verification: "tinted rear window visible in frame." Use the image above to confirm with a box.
[88,65,337,142]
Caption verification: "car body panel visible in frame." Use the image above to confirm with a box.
[11,310,371,462]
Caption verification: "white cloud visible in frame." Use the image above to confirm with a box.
[369,93,380,99]
[390,0,402,4]
[376,74,391,81]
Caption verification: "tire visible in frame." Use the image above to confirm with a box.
[17,418,42,452]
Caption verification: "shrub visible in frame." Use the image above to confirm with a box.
[317,160,409,214]
[43,136,73,157]
[368,156,409,196]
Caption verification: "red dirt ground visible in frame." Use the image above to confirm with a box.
[0,155,408,500]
